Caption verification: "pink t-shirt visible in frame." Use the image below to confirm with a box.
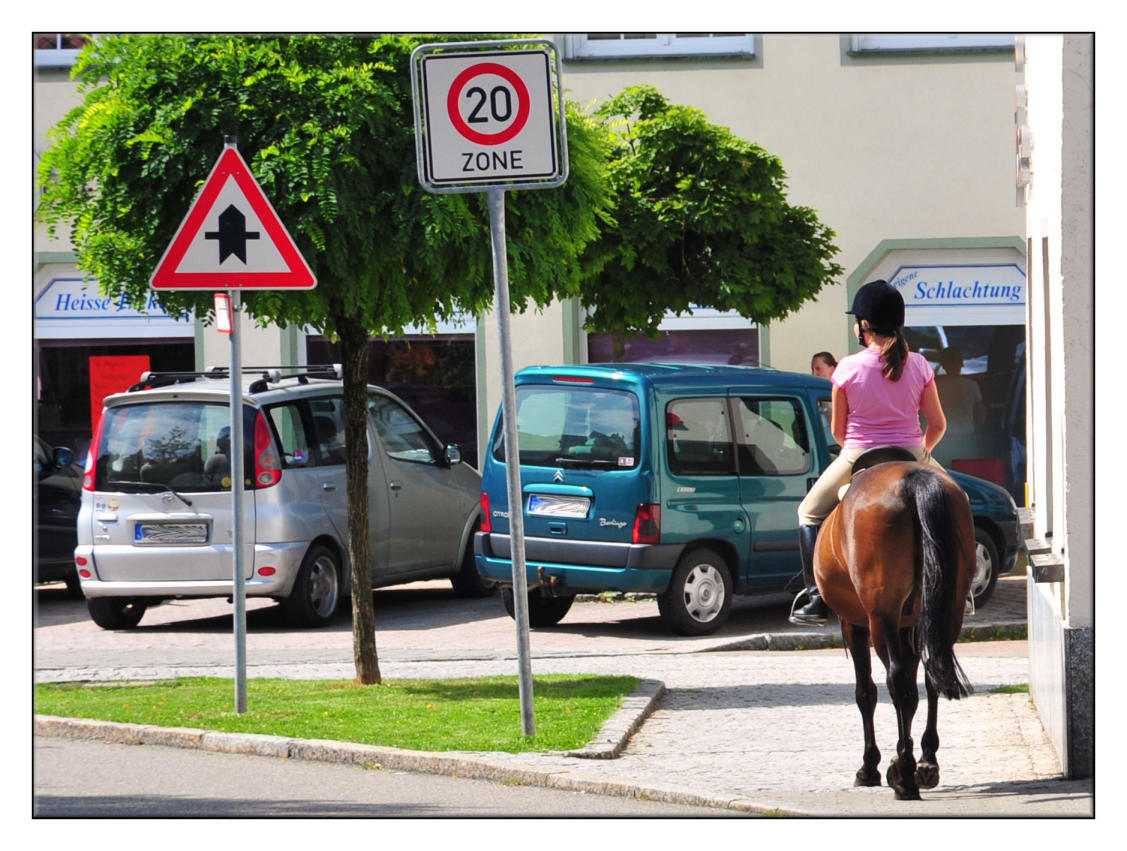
[831,348,935,449]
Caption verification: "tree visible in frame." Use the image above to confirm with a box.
[37,34,612,684]
[577,85,842,350]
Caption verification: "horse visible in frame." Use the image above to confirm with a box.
[814,449,976,800]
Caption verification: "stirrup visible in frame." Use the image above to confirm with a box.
[788,589,828,625]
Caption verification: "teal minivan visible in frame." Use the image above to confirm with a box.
[475,363,1020,635]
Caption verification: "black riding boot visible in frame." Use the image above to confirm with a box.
[789,523,828,625]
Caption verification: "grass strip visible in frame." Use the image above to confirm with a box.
[35,674,639,754]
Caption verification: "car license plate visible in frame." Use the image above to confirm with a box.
[135,522,208,544]
[528,493,590,518]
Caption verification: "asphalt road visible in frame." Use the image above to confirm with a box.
[34,735,739,818]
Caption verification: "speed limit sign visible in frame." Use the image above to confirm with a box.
[412,42,567,192]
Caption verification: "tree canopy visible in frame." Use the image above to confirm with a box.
[37,34,613,336]
[577,85,842,339]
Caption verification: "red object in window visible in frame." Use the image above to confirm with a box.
[89,355,150,436]
[951,458,1005,487]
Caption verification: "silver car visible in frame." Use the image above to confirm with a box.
[75,367,488,629]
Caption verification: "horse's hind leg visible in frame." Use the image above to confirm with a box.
[915,674,941,789]
[843,622,881,787]
[883,625,922,801]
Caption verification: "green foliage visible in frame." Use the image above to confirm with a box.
[35,675,640,753]
[36,34,613,337]
[578,85,843,338]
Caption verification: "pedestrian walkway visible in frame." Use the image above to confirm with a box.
[34,574,1094,817]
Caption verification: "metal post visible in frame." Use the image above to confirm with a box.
[229,289,247,713]
[488,187,535,736]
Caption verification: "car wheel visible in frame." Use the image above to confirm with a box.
[658,549,733,636]
[970,526,1001,609]
[87,597,148,630]
[450,535,494,598]
[282,544,341,628]
[501,586,575,627]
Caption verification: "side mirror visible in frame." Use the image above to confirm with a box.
[53,447,75,468]
[444,444,462,466]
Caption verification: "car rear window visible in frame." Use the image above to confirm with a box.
[493,386,640,469]
[94,401,255,493]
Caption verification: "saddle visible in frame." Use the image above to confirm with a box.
[837,446,919,501]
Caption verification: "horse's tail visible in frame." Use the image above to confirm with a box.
[903,468,973,700]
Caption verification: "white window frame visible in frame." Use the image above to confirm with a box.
[849,34,1014,54]
[565,33,756,60]
[34,33,92,68]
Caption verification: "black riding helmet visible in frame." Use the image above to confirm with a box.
[847,279,905,335]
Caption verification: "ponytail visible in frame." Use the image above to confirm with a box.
[880,330,909,381]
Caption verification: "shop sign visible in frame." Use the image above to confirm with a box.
[888,263,1026,325]
[35,278,193,339]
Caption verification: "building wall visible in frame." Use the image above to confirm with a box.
[553,34,1025,372]
[1021,33,1094,779]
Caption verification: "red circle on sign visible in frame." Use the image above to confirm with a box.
[446,62,531,146]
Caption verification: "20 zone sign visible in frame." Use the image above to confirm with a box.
[415,46,563,191]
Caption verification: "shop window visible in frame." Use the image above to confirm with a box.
[307,335,477,468]
[566,33,756,60]
[587,328,759,366]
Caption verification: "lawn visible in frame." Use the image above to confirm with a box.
[34,674,640,753]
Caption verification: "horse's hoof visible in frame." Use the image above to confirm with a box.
[886,762,921,800]
[854,767,881,787]
[915,762,940,789]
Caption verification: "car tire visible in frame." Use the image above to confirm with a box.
[87,597,148,630]
[658,549,733,636]
[450,535,494,598]
[970,526,1001,609]
[501,586,575,627]
[282,544,341,628]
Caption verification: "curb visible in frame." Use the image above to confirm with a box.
[706,619,1028,653]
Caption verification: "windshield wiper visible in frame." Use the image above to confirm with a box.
[553,456,620,469]
[107,480,194,507]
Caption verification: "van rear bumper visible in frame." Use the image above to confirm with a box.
[474,532,680,593]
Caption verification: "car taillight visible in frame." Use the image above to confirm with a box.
[254,411,282,488]
[633,503,660,545]
[83,412,105,491]
[480,492,492,533]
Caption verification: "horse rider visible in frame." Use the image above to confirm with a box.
[790,279,949,625]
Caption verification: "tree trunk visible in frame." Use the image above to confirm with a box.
[339,318,381,685]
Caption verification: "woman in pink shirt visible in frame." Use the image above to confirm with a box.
[790,280,948,625]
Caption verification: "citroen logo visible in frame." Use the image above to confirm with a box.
[553,469,565,483]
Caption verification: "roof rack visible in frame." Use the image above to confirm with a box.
[125,364,342,393]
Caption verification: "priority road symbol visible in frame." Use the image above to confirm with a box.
[413,45,567,192]
[150,144,315,290]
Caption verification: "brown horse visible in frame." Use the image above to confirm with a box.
[815,453,975,800]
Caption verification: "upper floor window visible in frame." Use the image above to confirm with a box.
[848,34,1014,55]
[34,33,91,68]
[565,33,756,61]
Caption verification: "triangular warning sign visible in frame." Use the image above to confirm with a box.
[150,145,316,290]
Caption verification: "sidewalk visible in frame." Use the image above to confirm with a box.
[34,573,1095,817]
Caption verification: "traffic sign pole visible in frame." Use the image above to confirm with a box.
[229,287,247,714]
[488,187,535,736]
[413,39,569,736]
